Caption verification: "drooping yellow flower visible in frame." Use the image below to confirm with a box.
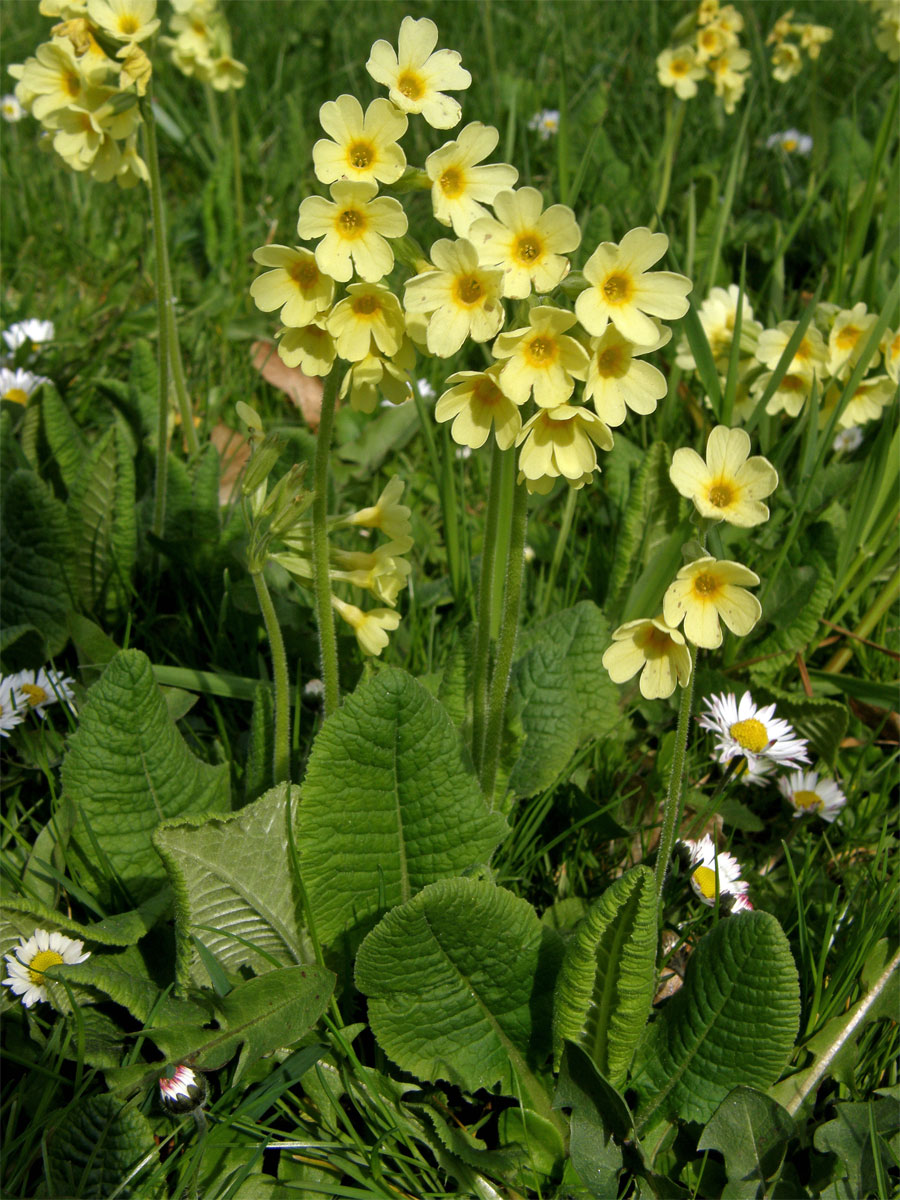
[656,45,706,99]
[276,319,337,376]
[602,616,692,699]
[709,46,750,111]
[585,323,670,427]
[425,122,518,237]
[756,321,827,378]
[516,404,613,487]
[663,556,761,649]
[326,282,405,363]
[491,306,589,409]
[86,0,160,44]
[297,180,407,283]
[366,16,471,129]
[826,302,880,380]
[771,41,802,82]
[338,343,415,414]
[312,94,408,187]
[468,186,580,299]
[797,22,833,58]
[819,376,896,430]
[343,476,412,547]
[403,238,504,357]
[249,245,335,328]
[331,595,401,656]
[575,227,692,346]
[435,364,522,450]
[669,425,778,527]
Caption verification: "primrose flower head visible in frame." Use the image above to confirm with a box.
[576,227,692,346]
[249,245,334,329]
[678,836,751,911]
[86,0,161,44]
[345,476,412,547]
[699,690,810,770]
[669,425,778,527]
[656,45,706,99]
[602,616,692,700]
[585,322,670,427]
[425,122,518,238]
[663,555,761,649]
[826,302,879,380]
[366,16,471,129]
[297,179,408,284]
[779,769,846,822]
[331,595,401,657]
[3,929,90,1007]
[492,305,590,409]
[403,238,504,357]
[469,186,581,299]
[435,364,522,451]
[312,94,408,187]
[516,404,614,489]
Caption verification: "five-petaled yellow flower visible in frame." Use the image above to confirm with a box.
[312,94,408,187]
[602,616,692,699]
[366,15,471,129]
[403,238,504,357]
[469,186,581,299]
[585,323,670,427]
[297,180,407,283]
[435,364,522,450]
[663,556,761,649]
[425,122,518,237]
[669,425,778,527]
[249,246,334,328]
[491,305,589,409]
[326,282,405,363]
[516,404,613,487]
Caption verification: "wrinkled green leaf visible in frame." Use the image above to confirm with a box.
[43,1093,159,1199]
[41,383,88,493]
[553,1043,627,1199]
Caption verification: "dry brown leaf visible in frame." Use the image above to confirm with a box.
[209,421,251,506]
[251,340,324,429]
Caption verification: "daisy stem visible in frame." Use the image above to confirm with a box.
[251,567,291,784]
[472,440,505,771]
[480,478,529,807]
[312,368,342,719]
[655,644,697,905]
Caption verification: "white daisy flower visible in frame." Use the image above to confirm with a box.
[303,678,325,700]
[2,929,90,1007]
[3,319,55,354]
[778,769,847,822]
[0,675,25,738]
[159,1064,208,1113]
[698,690,810,770]
[1,94,25,122]
[832,426,863,454]
[679,835,751,909]
[527,108,560,140]
[0,367,50,406]
[766,129,813,155]
[11,668,76,719]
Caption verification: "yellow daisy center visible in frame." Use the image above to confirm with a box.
[396,70,425,101]
[20,683,49,707]
[729,718,768,753]
[347,139,375,170]
[692,571,721,597]
[289,258,320,289]
[707,480,735,508]
[439,166,465,198]
[595,344,626,377]
[602,272,633,305]
[4,388,29,405]
[692,865,717,900]
[782,137,798,152]
[454,274,485,307]
[351,294,380,316]
[117,14,140,34]
[472,378,504,408]
[336,207,368,240]
[793,789,823,812]
[524,334,558,367]
[513,233,544,265]
[836,324,860,350]
[28,948,64,984]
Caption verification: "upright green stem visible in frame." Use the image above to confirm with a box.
[141,97,170,540]
[203,81,223,146]
[229,90,244,238]
[655,645,697,906]
[542,484,577,618]
[472,440,505,771]
[480,479,528,806]
[653,99,686,227]
[163,251,200,458]
[312,369,341,718]
[251,568,291,784]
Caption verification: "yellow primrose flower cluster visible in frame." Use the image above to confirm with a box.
[655,0,749,114]
[865,0,900,61]
[161,0,247,92]
[678,288,898,431]
[8,0,156,186]
[250,15,693,498]
[603,425,777,698]
[766,9,834,82]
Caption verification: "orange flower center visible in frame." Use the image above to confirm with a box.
[472,378,504,408]
[707,481,734,508]
[396,70,425,101]
[513,233,543,264]
[455,274,484,306]
[337,207,367,239]
[524,334,557,367]
[835,324,860,350]
[118,14,140,34]
[289,258,320,289]
[347,140,375,170]
[692,571,720,597]
[595,344,626,377]
[439,166,465,198]
[351,294,379,316]
[602,272,632,304]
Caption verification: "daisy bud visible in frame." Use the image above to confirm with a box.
[160,1064,207,1114]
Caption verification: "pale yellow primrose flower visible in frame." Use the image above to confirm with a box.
[469,186,581,299]
[435,364,522,450]
[826,302,880,379]
[326,282,405,363]
[820,376,897,430]
[344,476,412,546]
[297,180,407,283]
[276,320,337,376]
[585,323,670,427]
[313,94,408,187]
[575,228,692,346]
[331,595,401,657]
[696,21,737,63]
[656,45,706,99]
[756,320,827,378]
[771,41,803,81]
[339,346,414,414]
[13,41,95,122]
[709,46,750,111]
[874,4,900,61]
[675,284,762,372]
[798,22,833,58]
[492,306,589,409]
[516,404,613,487]
[663,556,761,649]
[86,0,160,44]
[425,122,518,237]
[403,238,504,357]
[366,16,471,130]
[250,246,334,328]
[669,425,778,527]
[602,616,692,700]
[881,328,900,384]
[752,366,814,419]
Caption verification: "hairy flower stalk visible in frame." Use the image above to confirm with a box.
[655,642,697,903]
[312,368,342,718]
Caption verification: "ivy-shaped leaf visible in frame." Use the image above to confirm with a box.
[43,1094,160,1199]
[355,877,561,1106]
[813,1098,899,1199]
[153,784,314,988]
[298,668,507,946]
[552,864,657,1085]
[698,1086,795,1199]
[61,650,230,907]
[633,912,800,1130]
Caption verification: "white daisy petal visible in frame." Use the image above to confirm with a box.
[698,690,809,769]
